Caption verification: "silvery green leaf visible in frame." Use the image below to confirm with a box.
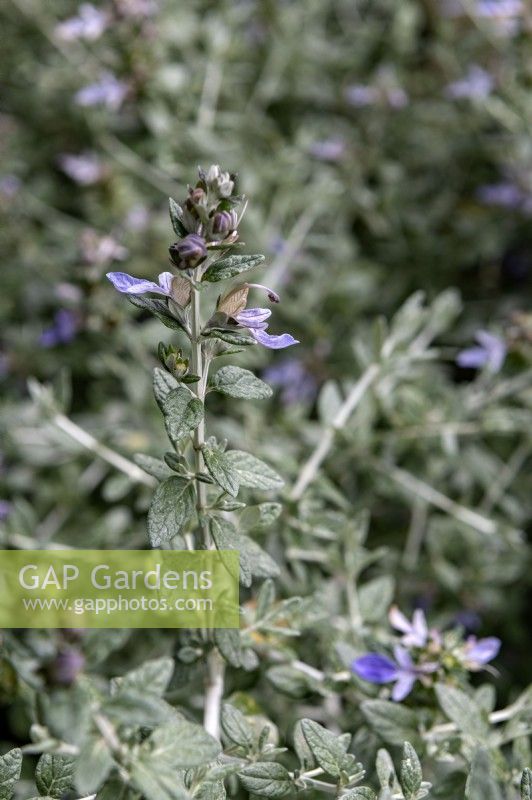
[203,444,240,497]
[293,719,316,770]
[521,768,532,800]
[112,656,174,696]
[143,719,221,767]
[465,749,502,800]
[74,735,114,795]
[134,453,174,481]
[105,688,175,726]
[129,295,187,332]
[193,778,226,800]
[221,703,254,749]
[435,684,488,741]
[267,666,317,699]
[211,366,272,400]
[375,748,398,791]
[153,368,179,410]
[256,578,276,619]
[203,327,256,346]
[163,386,204,443]
[148,476,195,546]
[340,789,377,800]
[0,748,22,800]
[169,197,188,237]
[399,742,422,800]
[318,380,343,424]
[361,701,419,747]
[203,253,265,282]
[238,762,293,798]
[299,718,352,778]
[210,516,279,587]
[214,629,244,668]
[35,753,75,798]
[225,451,284,491]
[358,576,395,622]
[130,760,189,800]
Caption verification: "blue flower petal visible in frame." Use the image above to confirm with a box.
[106,271,171,296]
[391,671,416,701]
[251,329,299,349]
[456,346,488,369]
[352,654,398,684]
[465,636,501,665]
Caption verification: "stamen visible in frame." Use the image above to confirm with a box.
[246,283,280,303]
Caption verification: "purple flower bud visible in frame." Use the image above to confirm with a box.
[169,234,207,270]
[50,649,85,686]
[212,210,237,235]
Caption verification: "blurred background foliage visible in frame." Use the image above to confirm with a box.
[0,0,531,788]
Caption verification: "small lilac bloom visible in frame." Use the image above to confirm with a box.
[386,87,409,109]
[477,182,524,209]
[309,138,346,162]
[106,271,174,296]
[233,285,298,349]
[263,359,317,405]
[461,636,501,669]
[445,66,493,100]
[353,646,437,701]
[81,230,128,265]
[51,649,85,685]
[124,204,150,231]
[344,84,379,107]
[0,175,21,198]
[389,606,428,648]
[115,0,158,16]
[0,500,12,521]
[476,0,523,17]
[58,152,105,185]
[456,330,507,372]
[39,310,79,347]
[55,4,108,41]
[75,72,129,110]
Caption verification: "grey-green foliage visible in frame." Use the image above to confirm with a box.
[0,750,22,800]
[35,754,75,799]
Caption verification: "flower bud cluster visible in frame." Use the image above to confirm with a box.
[168,165,243,269]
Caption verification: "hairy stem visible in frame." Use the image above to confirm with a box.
[190,280,225,740]
[190,284,210,548]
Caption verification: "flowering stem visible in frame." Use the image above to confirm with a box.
[189,279,225,740]
[190,282,210,549]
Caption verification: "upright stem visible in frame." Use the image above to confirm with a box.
[190,284,210,547]
[190,280,225,740]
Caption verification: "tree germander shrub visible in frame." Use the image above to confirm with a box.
[0,166,530,800]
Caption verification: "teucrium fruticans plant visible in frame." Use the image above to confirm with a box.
[107,164,298,738]
[3,167,531,800]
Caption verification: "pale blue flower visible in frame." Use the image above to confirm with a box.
[55,4,108,41]
[58,152,105,185]
[235,308,299,350]
[353,646,437,701]
[456,330,506,372]
[39,310,80,348]
[106,271,174,296]
[75,72,128,110]
[460,636,501,669]
[445,66,493,100]
[389,606,429,648]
